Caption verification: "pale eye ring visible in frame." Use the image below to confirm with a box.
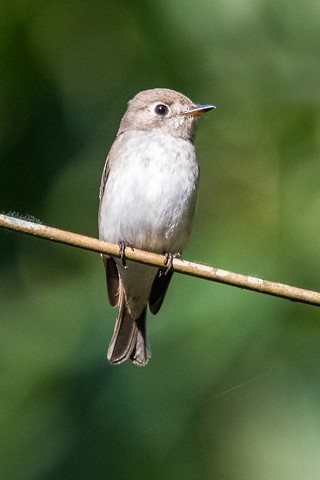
[154,104,169,117]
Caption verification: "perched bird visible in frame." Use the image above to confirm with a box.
[99,88,214,365]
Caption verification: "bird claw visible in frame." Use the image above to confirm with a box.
[119,241,134,268]
[163,252,181,275]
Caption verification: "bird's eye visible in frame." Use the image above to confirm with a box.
[154,104,169,117]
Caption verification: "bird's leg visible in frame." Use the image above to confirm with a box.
[163,252,181,275]
[119,241,134,268]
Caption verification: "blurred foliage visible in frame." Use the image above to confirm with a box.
[1,0,320,479]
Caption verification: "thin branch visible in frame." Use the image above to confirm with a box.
[1,213,320,307]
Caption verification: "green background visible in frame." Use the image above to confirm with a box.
[1,1,320,479]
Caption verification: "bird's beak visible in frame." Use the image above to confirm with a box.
[177,104,216,117]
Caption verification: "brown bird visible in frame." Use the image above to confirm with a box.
[99,88,214,365]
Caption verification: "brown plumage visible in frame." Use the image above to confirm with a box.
[99,88,214,365]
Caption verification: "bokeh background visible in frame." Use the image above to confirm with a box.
[1,1,320,479]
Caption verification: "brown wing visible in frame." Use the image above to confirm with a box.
[99,148,120,307]
[149,270,174,314]
[99,154,110,204]
[99,134,122,204]
[99,147,119,307]
[103,256,119,307]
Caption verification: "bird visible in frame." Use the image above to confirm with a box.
[98,88,214,366]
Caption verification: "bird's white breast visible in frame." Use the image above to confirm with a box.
[99,130,199,254]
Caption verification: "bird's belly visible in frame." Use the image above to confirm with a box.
[99,134,199,254]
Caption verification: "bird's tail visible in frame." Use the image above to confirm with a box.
[107,286,150,366]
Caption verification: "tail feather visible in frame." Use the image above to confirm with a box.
[107,292,150,366]
[130,309,151,366]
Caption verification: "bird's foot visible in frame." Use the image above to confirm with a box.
[119,241,134,268]
[163,252,181,275]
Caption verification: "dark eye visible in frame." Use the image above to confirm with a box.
[154,104,169,116]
